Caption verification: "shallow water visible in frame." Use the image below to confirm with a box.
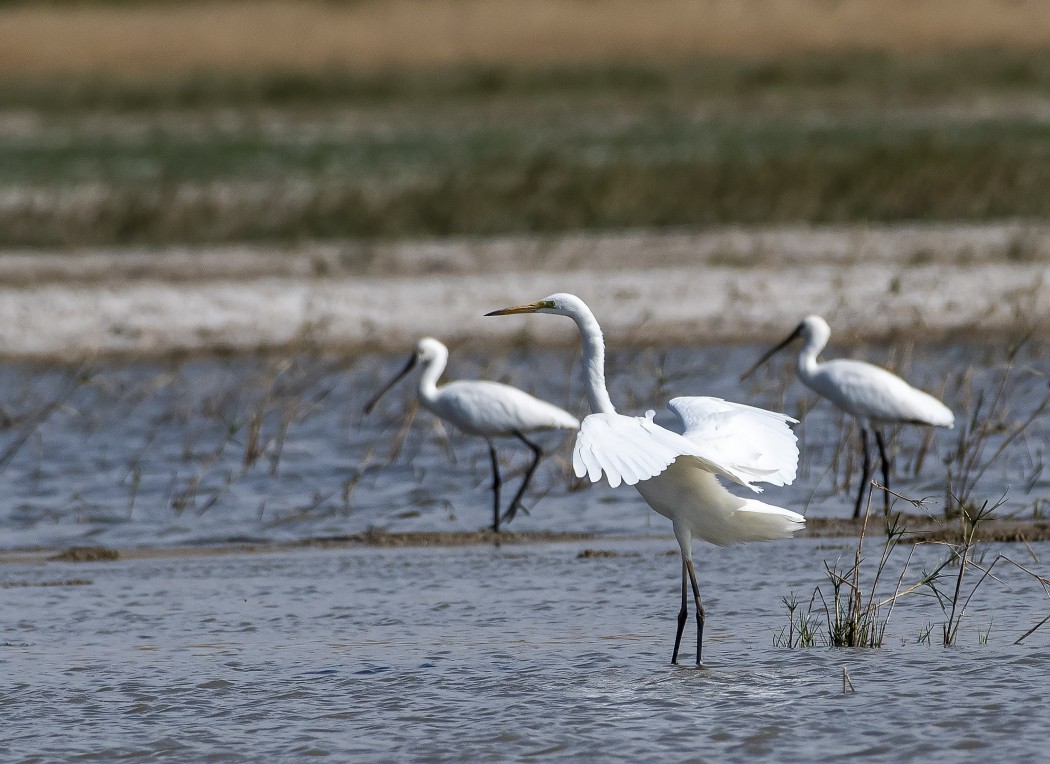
[2,538,1049,761]
[0,341,1046,550]
[2,340,1049,760]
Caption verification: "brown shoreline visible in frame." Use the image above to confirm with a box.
[2,516,1047,567]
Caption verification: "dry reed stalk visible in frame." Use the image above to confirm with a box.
[945,353,1050,518]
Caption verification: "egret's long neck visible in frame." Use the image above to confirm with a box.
[417,352,446,406]
[566,304,616,415]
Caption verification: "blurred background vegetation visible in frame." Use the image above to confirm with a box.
[3,0,1050,249]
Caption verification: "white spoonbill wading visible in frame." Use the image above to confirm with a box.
[487,294,804,665]
[363,338,579,533]
[741,315,955,518]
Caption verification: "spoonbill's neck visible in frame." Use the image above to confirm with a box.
[797,333,826,382]
[562,302,616,415]
[417,351,447,406]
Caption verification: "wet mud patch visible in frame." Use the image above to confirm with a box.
[0,578,92,588]
[577,549,643,559]
[804,516,1050,543]
[49,546,120,562]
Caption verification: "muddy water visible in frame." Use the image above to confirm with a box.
[2,538,1049,761]
[0,342,1046,550]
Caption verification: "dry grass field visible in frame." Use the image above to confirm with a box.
[2,0,1050,78]
[4,1,1050,248]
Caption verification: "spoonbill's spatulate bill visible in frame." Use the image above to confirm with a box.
[741,315,954,518]
[364,338,580,533]
[487,294,804,665]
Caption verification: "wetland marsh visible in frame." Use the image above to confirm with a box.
[4,1,1050,758]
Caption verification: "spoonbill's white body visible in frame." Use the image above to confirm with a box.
[488,294,803,664]
[742,315,954,517]
[364,338,579,532]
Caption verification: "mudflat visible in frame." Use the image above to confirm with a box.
[0,223,1046,359]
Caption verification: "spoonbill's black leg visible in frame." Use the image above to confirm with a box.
[685,560,706,665]
[672,559,689,665]
[502,431,543,525]
[488,442,502,533]
[853,428,873,519]
[875,429,891,515]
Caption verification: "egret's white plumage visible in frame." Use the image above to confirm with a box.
[364,337,579,532]
[742,315,955,517]
[487,293,803,664]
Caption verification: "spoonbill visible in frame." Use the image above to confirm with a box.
[740,315,954,518]
[487,294,803,665]
[363,337,579,533]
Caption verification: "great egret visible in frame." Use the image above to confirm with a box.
[741,315,955,518]
[487,294,803,665]
[364,337,579,533]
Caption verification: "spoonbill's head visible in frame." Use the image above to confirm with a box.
[484,292,589,319]
[740,315,831,381]
[364,337,448,414]
[414,336,449,363]
[797,315,831,346]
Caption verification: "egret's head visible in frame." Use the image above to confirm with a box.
[485,292,587,318]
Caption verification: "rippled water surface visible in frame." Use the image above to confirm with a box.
[1,342,1049,760]
[0,341,1046,548]
[3,538,1050,761]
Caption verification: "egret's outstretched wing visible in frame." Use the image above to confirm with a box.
[667,396,799,488]
[571,411,761,491]
[573,412,708,488]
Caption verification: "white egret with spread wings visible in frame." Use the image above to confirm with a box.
[487,294,803,665]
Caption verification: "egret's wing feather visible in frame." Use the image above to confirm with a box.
[667,396,799,487]
[572,411,743,489]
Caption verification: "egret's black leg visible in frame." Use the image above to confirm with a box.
[672,559,688,665]
[853,428,872,519]
[488,442,502,533]
[875,429,891,516]
[502,431,543,525]
[685,560,706,665]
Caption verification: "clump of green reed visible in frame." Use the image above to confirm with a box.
[772,592,820,648]
[775,502,915,649]
[820,509,913,648]
[779,488,1050,649]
